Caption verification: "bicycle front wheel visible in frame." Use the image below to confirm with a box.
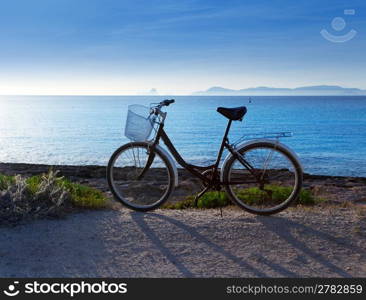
[223,141,302,215]
[107,142,175,211]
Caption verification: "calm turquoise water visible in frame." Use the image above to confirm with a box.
[0,96,365,176]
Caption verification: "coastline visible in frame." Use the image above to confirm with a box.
[1,162,366,204]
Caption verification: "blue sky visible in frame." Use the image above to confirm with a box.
[0,0,365,94]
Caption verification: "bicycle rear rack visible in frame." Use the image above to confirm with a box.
[233,131,293,146]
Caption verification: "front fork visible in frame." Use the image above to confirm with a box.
[136,118,164,180]
[136,144,156,180]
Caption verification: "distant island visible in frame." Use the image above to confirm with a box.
[194,85,366,96]
[148,88,159,95]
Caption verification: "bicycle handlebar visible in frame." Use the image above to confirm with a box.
[151,99,175,118]
[160,99,175,106]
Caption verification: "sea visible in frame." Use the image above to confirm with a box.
[0,95,365,177]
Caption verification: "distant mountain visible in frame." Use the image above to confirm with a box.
[205,86,236,93]
[194,85,366,96]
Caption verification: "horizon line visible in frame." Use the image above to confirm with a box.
[1,94,366,97]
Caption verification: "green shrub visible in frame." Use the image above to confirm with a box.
[0,174,14,190]
[235,185,322,206]
[0,170,108,226]
[298,188,322,205]
[1,171,70,225]
[27,171,107,209]
[163,185,322,209]
[61,179,107,209]
[163,197,195,209]
[24,172,107,209]
[163,191,230,209]
[196,191,230,208]
[25,175,42,195]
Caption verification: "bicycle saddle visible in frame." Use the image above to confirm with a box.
[217,106,247,121]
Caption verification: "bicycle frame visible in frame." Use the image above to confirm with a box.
[149,118,259,187]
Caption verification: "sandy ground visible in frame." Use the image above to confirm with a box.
[1,205,365,278]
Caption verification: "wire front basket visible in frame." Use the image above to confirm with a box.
[124,105,156,141]
[233,131,293,146]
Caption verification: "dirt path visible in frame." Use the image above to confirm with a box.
[1,206,365,278]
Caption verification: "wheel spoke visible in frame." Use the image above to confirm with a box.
[107,144,173,210]
[224,143,301,215]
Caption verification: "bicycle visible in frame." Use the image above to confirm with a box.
[107,99,303,215]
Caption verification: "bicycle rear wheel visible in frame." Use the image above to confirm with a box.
[107,142,175,211]
[223,141,302,215]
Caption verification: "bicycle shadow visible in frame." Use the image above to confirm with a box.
[131,211,365,278]
[130,212,194,277]
[131,212,297,277]
[256,215,363,278]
